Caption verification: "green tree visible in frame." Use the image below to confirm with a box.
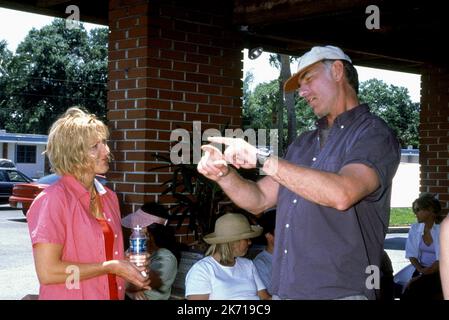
[359,79,419,147]
[243,77,419,150]
[242,78,316,152]
[242,78,278,131]
[0,40,13,129]
[0,19,108,134]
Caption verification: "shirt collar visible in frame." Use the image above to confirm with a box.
[61,175,107,198]
[94,178,107,195]
[315,104,369,130]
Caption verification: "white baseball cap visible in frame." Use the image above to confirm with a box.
[284,45,352,93]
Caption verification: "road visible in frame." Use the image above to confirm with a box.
[0,205,39,300]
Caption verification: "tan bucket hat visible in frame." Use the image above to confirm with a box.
[203,213,263,244]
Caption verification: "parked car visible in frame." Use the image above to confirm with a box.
[0,159,16,168]
[9,173,107,216]
[0,168,34,204]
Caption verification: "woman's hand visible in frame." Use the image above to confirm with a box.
[126,290,149,300]
[104,260,151,289]
[258,289,272,300]
[125,250,150,277]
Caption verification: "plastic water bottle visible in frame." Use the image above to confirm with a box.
[129,225,148,269]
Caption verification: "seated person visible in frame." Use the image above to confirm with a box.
[122,202,179,300]
[253,209,276,295]
[402,193,443,300]
[185,213,270,300]
[378,250,394,300]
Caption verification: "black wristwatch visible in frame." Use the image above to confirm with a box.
[256,146,273,167]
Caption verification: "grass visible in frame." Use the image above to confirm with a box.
[390,207,415,226]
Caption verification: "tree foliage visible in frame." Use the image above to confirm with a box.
[242,75,316,151]
[0,19,108,134]
[359,79,419,148]
[0,40,13,130]
[243,75,419,151]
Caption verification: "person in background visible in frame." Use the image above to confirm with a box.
[402,193,444,300]
[378,250,394,300]
[122,202,179,300]
[185,213,270,300]
[253,209,276,295]
[27,107,150,300]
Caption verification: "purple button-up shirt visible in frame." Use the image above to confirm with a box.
[272,104,400,299]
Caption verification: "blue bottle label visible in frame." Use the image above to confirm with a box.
[130,238,147,254]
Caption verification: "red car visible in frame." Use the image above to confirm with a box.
[9,174,107,216]
[9,174,58,216]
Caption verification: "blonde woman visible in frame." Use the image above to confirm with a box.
[185,213,270,300]
[27,107,150,300]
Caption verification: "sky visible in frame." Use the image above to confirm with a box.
[0,7,421,103]
[0,7,105,50]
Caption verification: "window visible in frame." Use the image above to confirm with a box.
[16,145,36,164]
[5,170,30,182]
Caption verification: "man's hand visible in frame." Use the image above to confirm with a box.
[197,144,229,181]
[207,137,258,169]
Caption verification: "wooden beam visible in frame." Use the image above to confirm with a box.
[36,0,71,8]
[233,0,381,25]
[0,0,107,25]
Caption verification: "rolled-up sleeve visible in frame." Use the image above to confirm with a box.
[343,119,400,202]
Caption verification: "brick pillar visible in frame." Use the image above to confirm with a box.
[420,64,449,216]
[108,0,243,241]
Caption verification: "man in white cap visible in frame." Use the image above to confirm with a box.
[197,45,401,299]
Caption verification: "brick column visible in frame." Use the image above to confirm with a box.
[108,0,243,241]
[420,64,449,216]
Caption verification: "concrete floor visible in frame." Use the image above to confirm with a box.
[384,233,409,274]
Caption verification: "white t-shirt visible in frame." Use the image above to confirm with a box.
[185,256,266,300]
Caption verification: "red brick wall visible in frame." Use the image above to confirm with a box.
[108,0,243,242]
[420,64,449,216]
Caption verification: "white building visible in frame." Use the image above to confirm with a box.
[391,149,420,208]
[0,130,48,179]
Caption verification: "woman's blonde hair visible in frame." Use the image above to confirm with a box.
[45,107,109,180]
[205,240,240,265]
